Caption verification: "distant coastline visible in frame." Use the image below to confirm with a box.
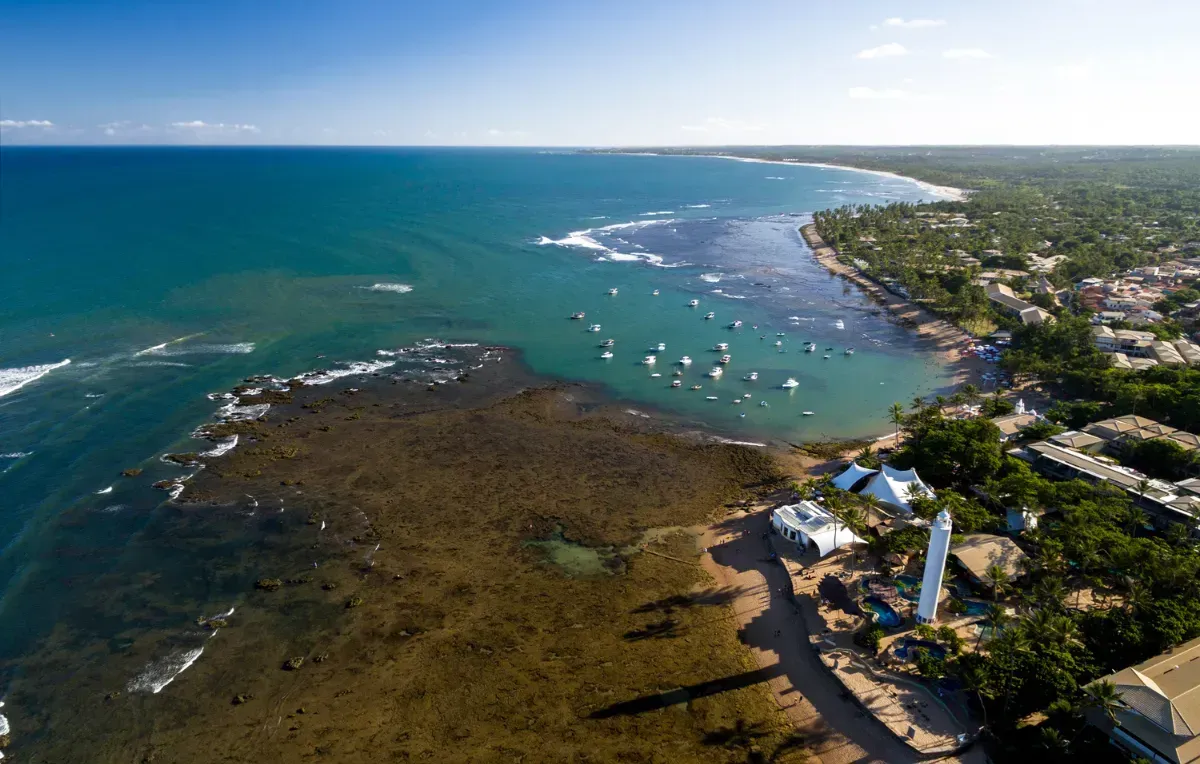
[600,151,970,203]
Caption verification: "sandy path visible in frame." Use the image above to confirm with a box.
[700,509,984,764]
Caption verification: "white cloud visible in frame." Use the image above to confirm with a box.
[856,43,908,60]
[1055,62,1092,82]
[0,119,54,128]
[679,117,766,133]
[848,86,910,100]
[883,17,946,29]
[169,120,260,133]
[943,48,993,60]
[485,128,529,138]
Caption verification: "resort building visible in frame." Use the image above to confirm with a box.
[949,534,1028,589]
[992,412,1040,442]
[1092,325,1156,357]
[859,465,936,514]
[1049,430,1107,453]
[1086,634,1200,764]
[985,283,1054,325]
[771,501,865,557]
[830,461,879,492]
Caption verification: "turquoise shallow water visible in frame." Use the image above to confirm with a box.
[0,147,951,726]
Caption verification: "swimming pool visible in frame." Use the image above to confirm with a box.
[862,595,903,627]
[958,598,991,616]
[895,638,947,661]
[893,574,922,601]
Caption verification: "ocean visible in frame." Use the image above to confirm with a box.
[0,147,952,745]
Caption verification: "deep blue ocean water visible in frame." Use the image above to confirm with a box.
[0,147,951,735]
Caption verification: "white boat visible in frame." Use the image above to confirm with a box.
[744,372,758,381]
[651,373,661,377]
[774,341,783,347]
[679,356,692,365]
[656,342,666,351]
[708,367,723,377]
[672,370,684,377]
[704,312,715,320]
[671,380,681,387]
[781,378,799,389]
[732,399,741,405]
[689,299,700,307]
[691,385,702,390]
[834,319,845,329]
[714,343,729,351]
[728,320,743,328]
[600,339,615,347]
[652,289,660,296]
[719,354,732,364]
[739,412,746,418]
[588,324,601,332]
[776,332,786,337]
[823,354,831,359]
[643,355,656,365]
[759,400,769,407]
[845,347,855,355]
[743,393,752,399]
[600,351,613,359]
[805,343,815,353]
[570,312,585,320]
[706,396,719,400]
[608,288,618,295]
[802,411,815,416]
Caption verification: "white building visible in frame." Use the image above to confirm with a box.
[771,501,865,557]
[860,465,936,513]
[916,509,953,624]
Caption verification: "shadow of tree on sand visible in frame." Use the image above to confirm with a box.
[632,585,750,615]
[702,719,813,763]
[588,665,786,719]
[623,618,686,641]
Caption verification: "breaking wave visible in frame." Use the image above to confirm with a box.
[357,283,414,294]
[0,359,71,398]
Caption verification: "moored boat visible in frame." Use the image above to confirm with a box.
[588,324,601,332]
[714,342,728,351]
[600,351,613,359]
[744,372,758,381]
[781,378,799,389]
[671,379,681,387]
[704,312,716,320]
[643,355,656,365]
[608,288,618,295]
[719,354,731,364]
[679,356,692,365]
[708,366,723,377]
[689,299,700,307]
[570,312,585,319]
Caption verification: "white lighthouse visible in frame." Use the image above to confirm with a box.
[916,509,953,624]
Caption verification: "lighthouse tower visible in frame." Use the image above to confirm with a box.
[916,509,953,624]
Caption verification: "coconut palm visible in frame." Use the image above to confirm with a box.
[979,603,1012,649]
[910,395,926,412]
[888,402,906,444]
[986,564,1010,602]
[1084,680,1125,726]
[961,383,982,408]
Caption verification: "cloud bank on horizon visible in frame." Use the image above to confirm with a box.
[2,0,1198,146]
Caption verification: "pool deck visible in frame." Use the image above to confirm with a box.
[771,532,978,756]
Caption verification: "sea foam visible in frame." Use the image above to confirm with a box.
[127,647,205,694]
[298,359,396,386]
[0,359,71,398]
[358,283,414,294]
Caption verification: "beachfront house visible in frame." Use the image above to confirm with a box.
[771,501,865,557]
[1085,635,1200,764]
[949,534,1028,590]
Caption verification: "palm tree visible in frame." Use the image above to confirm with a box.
[958,660,993,729]
[1083,680,1124,726]
[888,402,905,444]
[860,493,881,540]
[1032,575,1068,612]
[1039,727,1070,754]
[961,383,982,408]
[979,603,1012,649]
[986,564,1010,602]
[910,395,926,412]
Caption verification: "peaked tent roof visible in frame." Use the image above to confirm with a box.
[860,464,935,512]
[831,461,879,491]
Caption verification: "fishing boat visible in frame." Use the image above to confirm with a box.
[708,366,723,378]
[728,320,743,329]
[714,342,729,351]
[652,289,660,296]
[719,354,732,364]
[600,351,613,359]
[691,384,702,390]
[679,356,692,365]
[671,379,681,387]
[643,355,656,365]
[608,288,618,295]
[570,312,585,320]
[781,378,799,389]
[600,338,614,347]
[802,411,815,416]
[743,372,758,381]
[774,340,783,347]
[688,299,700,307]
[656,342,666,351]
[704,312,715,320]
[845,347,855,355]
[587,324,601,332]
[805,343,815,353]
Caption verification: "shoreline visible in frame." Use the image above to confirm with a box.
[603,151,969,203]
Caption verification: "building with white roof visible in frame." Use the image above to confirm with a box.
[860,465,936,513]
[830,461,879,491]
[771,501,865,557]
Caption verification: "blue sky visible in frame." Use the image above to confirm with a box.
[2,0,1198,145]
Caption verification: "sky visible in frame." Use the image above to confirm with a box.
[2,0,1199,146]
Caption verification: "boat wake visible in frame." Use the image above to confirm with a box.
[537,219,683,267]
[357,283,414,294]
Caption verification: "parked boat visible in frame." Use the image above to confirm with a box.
[656,342,666,351]
[743,393,752,399]
[671,379,682,387]
[600,338,614,347]
[728,320,743,329]
[743,372,758,381]
[805,343,816,353]
[672,370,683,377]
[714,342,729,351]
[689,299,700,307]
[802,411,815,416]
[759,400,769,407]
[679,356,692,365]
[781,378,799,389]
[587,324,601,332]
[691,384,702,390]
[719,354,732,364]
[704,312,716,320]
[651,373,661,377]
[600,351,613,359]
[652,289,660,296]
[608,288,618,295]
[823,354,831,359]
[570,312,585,320]
[845,347,855,355]
[774,341,783,347]
[643,355,656,365]
[706,396,719,400]
[708,367,723,378]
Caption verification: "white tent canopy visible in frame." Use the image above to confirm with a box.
[772,501,866,557]
[831,461,879,491]
[860,465,935,513]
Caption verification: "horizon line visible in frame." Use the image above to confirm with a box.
[4,143,1200,150]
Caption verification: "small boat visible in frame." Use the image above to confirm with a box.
[802,411,815,416]
[732,399,741,405]
[706,396,719,400]
[752,324,758,329]
[776,332,786,337]
[651,373,661,378]
[672,370,683,377]
[600,339,615,347]
[652,289,660,296]
[714,343,729,351]
[744,372,758,381]
[760,335,766,339]
[656,342,666,351]
[825,347,833,351]
[588,324,601,332]
[570,312,585,320]
[845,347,855,355]
[728,320,743,329]
[643,355,656,365]
[759,400,769,407]
[679,356,692,365]
[600,351,613,359]
[691,385,702,390]
[823,354,831,359]
[719,354,732,364]
[689,299,700,307]
[704,312,716,320]
[608,288,618,295]
[671,380,682,388]
[805,343,815,353]
[739,412,746,418]
[774,341,783,347]
[743,393,752,399]
[708,367,723,377]
[781,378,799,389]
[834,319,845,329]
